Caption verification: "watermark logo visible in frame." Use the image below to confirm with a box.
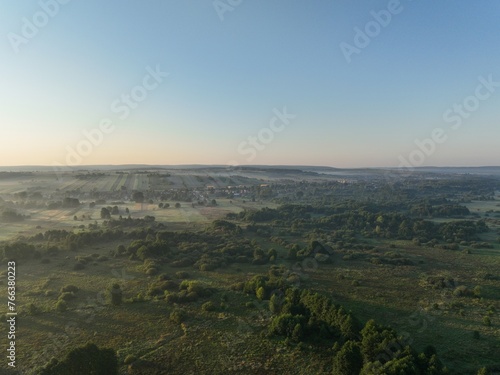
[51,65,168,180]
[231,107,296,164]
[7,0,72,54]
[213,0,243,22]
[443,74,500,130]
[398,74,499,170]
[340,0,404,63]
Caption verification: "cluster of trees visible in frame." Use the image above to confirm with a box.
[337,321,447,374]
[123,237,216,271]
[1,241,36,260]
[210,219,241,233]
[272,177,498,207]
[37,343,117,375]
[132,191,144,203]
[44,197,81,209]
[164,280,213,304]
[241,266,449,375]
[105,215,157,229]
[105,227,284,273]
[27,228,125,253]
[410,203,471,218]
[438,220,488,242]
[233,204,488,244]
[62,197,80,208]
[1,209,27,222]
[100,205,121,219]
[267,288,360,343]
[14,191,43,200]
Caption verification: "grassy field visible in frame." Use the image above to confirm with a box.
[0,167,279,242]
[1,169,499,374]
[308,240,500,372]
[0,198,277,242]
[2,230,498,374]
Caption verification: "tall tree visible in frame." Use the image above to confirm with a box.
[100,207,111,219]
[132,191,144,203]
[38,343,118,375]
[333,341,363,375]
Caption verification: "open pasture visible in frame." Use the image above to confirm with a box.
[0,167,499,373]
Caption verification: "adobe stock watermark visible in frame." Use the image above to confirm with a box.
[230,107,296,164]
[51,65,169,181]
[213,0,243,22]
[213,106,295,192]
[7,0,72,54]
[340,0,405,64]
[398,74,500,170]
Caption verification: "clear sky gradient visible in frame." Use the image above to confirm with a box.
[1,0,499,167]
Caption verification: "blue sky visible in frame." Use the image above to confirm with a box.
[1,0,499,167]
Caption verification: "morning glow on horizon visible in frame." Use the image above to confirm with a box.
[1,1,499,168]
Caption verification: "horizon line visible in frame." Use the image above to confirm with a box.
[0,164,499,170]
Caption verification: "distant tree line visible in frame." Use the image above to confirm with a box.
[230,204,488,243]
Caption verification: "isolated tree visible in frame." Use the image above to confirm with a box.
[267,248,277,259]
[333,340,363,375]
[111,206,119,215]
[269,293,282,314]
[55,300,67,312]
[253,248,265,259]
[125,207,129,214]
[287,247,298,260]
[38,343,118,375]
[292,323,303,342]
[132,191,144,203]
[473,286,482,298]
[256,286,266,300]
[116,245,126,256]
[158,203,164,208]
[100,207,111,219]
[360,319,381,362]
[175,202,181,208]
[110,284,122,306]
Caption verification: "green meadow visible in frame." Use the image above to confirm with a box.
[0,168,499,374]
